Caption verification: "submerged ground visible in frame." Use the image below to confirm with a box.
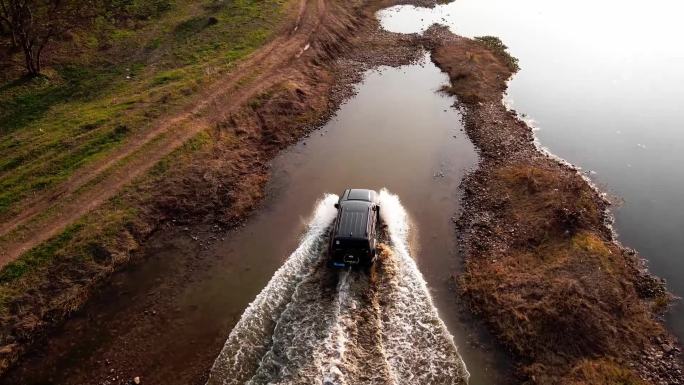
[0,0,682,384]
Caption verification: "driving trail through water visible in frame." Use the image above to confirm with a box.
[206,191,469,385]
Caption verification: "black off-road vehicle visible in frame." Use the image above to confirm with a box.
[328,189,380,269]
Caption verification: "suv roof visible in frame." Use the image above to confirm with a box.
[335,201,370,239]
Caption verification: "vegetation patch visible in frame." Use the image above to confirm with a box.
[0,0,287,217]
[563,359,649,385]
[473,35,520,72]
[426,26,516,104]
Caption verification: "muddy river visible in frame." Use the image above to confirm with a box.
[381,0,684,339]
[4,56,509,384]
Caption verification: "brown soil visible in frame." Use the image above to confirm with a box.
[422,25,684,385]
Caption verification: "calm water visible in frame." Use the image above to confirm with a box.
[380,0,684,339]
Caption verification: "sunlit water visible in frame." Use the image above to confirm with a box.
[380,0,684,339]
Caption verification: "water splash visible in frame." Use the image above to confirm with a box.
[376,189,470,385]
[206,191,469,385]
[206,194,339,385]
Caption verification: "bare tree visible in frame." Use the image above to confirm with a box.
[0,0,91,76]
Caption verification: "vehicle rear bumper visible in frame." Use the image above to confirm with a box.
[328,254,373,269]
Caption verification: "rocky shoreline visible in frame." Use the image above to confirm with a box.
[422,24,683,385]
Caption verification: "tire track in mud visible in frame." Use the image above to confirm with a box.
[206,190,469,385]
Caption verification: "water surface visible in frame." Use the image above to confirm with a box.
[380,0,684,339]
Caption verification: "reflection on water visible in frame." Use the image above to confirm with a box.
[380,0,684,339]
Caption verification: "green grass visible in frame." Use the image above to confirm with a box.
[0,126,213,305]
[0,224,85,284]
[0,201,140,314]
[0,0,288,216]
[474,36,520,72]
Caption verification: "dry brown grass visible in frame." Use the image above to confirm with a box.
[459,163,666,383]
[424,27,678,384]
[493,165,603,245]
[425,25,513,104]
[561,359,649,385]
[460,165,669,382]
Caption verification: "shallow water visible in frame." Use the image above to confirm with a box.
[380,0,684,339]
[6,56,508,384]
[207,191,470,385]
[201,57,500,384]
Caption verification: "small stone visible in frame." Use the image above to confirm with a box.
[134,377,141,384]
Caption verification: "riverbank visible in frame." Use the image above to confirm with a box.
[421,25,683,385]
[0,0,369,376]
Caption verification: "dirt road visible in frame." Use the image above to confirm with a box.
[0,0,327,266]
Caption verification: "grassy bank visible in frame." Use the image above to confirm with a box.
[0,0,294,374]
[0,0,291,287]
[0,0,287,217]
[0,0,380,377]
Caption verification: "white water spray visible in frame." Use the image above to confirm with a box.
[206,191,469,385]
[206,194,338,385]
[376,189,470,385]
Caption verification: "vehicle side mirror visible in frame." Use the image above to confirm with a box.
[334,203,339,209]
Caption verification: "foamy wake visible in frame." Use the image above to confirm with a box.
[206,190,469,385]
